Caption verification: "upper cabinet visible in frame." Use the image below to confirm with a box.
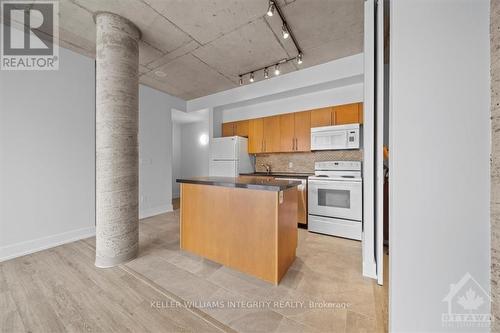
[310,103,363,128]
[310,107,333,128]
[263,116,281,153]
[333,103,363,125]
[280,111,311,152]
[221,102,362,154]
[222,120,249,137]
[248,118,264,154]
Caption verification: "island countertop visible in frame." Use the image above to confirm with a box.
[177,176,301,192]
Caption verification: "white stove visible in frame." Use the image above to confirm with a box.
[308,161,363,240]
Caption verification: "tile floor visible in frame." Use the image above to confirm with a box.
[1,208,388,333]
[122,210,388,332]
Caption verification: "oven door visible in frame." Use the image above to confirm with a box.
[308,179,362,221]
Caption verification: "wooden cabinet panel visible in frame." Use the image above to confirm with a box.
[235,120,249,137]
[333,103,361,125]
[279,113,295,152]
[294,111,311,152]
[263,116,281,153]
[358,103,364,124]
[310,107,333,128]
[222,122,234,137]
[248,118,264,153]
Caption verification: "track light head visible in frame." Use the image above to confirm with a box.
[249,72,255,83]
[267,1,275,16]
[274,64,280,76]
[282,24,289,39]
[296,53,303,65]
[264,67,269,79]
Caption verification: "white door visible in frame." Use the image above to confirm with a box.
[375,0,385,286]
[362,0,377,280]
[209,160,237,177]
[211,137,237,160]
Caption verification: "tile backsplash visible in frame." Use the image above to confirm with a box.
[255,150,363,173]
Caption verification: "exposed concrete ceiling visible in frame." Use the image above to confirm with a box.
[13,0,364,100]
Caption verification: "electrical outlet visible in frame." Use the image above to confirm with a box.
[288,162,293,169]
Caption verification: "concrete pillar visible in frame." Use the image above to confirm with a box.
[492,0,500,329]
[95,12,141,268]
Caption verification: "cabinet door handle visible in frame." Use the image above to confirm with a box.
[292,138,295,151]
[332,111,336,125]
[295,138,298,151]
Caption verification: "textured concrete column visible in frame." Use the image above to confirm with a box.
[95,12,141,268]
[492,0,500,329]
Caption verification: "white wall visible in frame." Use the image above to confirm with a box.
[172,122,182,198]
[187,54,364,112]
[0,47,96,261]
[138,85,185,218]
[220,83,363,123]
[390,1,490,331]
[180,115,210,179]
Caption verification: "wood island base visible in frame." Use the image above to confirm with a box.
[180,183,298,284]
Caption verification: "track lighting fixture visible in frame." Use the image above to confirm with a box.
[267,1,275,17]
[282,24,289,39]
[237,1,303,85]
[296,53,303,65]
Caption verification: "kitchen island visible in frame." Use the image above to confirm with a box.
[177,176,300,284]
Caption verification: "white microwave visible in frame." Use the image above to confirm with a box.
[310,124,361,151]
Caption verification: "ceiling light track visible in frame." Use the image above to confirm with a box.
[239,0,303,85]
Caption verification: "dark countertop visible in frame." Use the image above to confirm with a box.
[239,172,313,179]
[177,176,301,192]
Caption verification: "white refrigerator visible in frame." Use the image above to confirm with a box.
[209,136,254,177]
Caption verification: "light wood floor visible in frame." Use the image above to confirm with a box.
[1,210,388,333]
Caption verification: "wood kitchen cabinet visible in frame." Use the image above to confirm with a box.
[224,102,362,154]
[294,111,311,151]
[280,111,311,152]
[310,103,363,128]
[234,120,249,137]
[263,116,281,153]
[310,107,333,128]
[221,120,249,137]
[333,103,363,125]
[222,122,235,137]
[248,118,264,153]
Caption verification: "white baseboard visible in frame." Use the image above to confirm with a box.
[139,204,173,219]
[0,226,96,262]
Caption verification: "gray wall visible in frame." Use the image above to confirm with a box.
[0,47,96,260]
[171,121,182,198]
[390,1,490,331]
[0,44,186,261]
[138,85,184,218]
